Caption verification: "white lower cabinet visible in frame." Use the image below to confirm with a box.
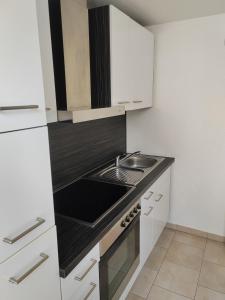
[0,127,55,263]
[0,226,61,300]
[140,167,171,267]
[61,243,100,300]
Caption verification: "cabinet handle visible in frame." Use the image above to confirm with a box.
[155,194,163,202]
[83,282,97,300]
[144,206,154,216]
[9,253,49,285]
[75,259,97,281]
[144,191,154,200]
[3,218,45,244]
[0,105,39,111]
[118,101,130,104]
[133,100,143,103]
[45,107,51,111]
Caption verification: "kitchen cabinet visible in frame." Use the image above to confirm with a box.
[61,243,100,300]
[89,5,154,111]
[0,0,47,132]
[140,167,171,266]
[0,127,55,263]
[0,226,61,300]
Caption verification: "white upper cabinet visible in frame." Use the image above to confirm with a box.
[0,127,55,263]
[89,5,154,111]
[0,0,47,132]
[110,6,154,111]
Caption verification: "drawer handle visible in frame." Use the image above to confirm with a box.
[118,101,130,104]
[9,253,49,285]
[155,194,163,202]
[75,259,97,281]
[133,100,143,103]
[3,217,45,244]
[144,191,154,200]
[0,105,39,111]
[144,206,154,216]
[83,282,97,300]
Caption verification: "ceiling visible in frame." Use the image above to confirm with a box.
[87,0,225,26]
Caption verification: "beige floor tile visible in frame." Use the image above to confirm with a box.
[204,240,225,267]
[126,292,144,300]
[154,260,199,299]
[166,241,203,271]
[199,261,225,294]
[145,246,167,271]
[195,286,225,300]
[148,286,191,300]
[131,266,157,298]
[174,231,206,250]
[157,229,175,249]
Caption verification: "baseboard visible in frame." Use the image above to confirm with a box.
[166,223,225,243]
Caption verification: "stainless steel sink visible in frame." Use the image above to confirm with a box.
[88,154,165,186]
[120,155,158,169]
[99,166,144,186]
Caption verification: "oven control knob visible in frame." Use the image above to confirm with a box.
[125,216,130,223]
[121,221,126,228]
[129,212,134,218]
[137,203,141,210]
[133,207,138,214]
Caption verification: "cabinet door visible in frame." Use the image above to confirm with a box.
[0,227,61,300]
[110,6,154,111]
[0,0,47,132]
[153,168,171,244]
[0,127,55,263]
[110,6,134,108]
[128,23,154,110]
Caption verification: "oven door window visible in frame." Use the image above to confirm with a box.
[100,215,140,300]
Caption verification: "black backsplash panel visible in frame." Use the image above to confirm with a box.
[48,116,126,191]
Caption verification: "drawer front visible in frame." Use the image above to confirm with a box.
[61,243,100,300]
[0,226,61,300]
[0,127,55,263]
[68,266,99,300]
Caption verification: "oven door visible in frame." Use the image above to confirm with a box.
[99,214,140,300]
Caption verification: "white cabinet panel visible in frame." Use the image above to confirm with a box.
[110,5,154,111]
[140,167,171,266]
[0,127,55,263]
[0,0,47,132]
[0,226,61,300]
[61,243,100,300]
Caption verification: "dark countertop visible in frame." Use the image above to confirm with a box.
[55,156,175,278]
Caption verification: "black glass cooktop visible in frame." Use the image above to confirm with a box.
[54,179,133,227]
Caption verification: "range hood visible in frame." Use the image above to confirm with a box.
[49,0,125,123]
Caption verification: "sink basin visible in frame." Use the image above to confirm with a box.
[100,166,144,186]
[120,155,158,169]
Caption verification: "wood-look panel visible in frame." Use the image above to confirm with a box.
[48,116,126,191]
[89,6,111,108]
[60,0,91,110]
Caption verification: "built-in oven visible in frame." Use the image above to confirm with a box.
[99,200,141,300]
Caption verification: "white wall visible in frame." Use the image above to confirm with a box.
[127,14,225,236]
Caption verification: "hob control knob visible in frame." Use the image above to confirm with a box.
[129,212,134,218]
[137,203,141,210]
[125,216,130,223]
[121,221,126,228]
[133,207,138,213]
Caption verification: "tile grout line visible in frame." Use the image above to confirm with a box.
[193,235,207,299]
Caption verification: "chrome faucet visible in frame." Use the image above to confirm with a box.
[115,151,141,167]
